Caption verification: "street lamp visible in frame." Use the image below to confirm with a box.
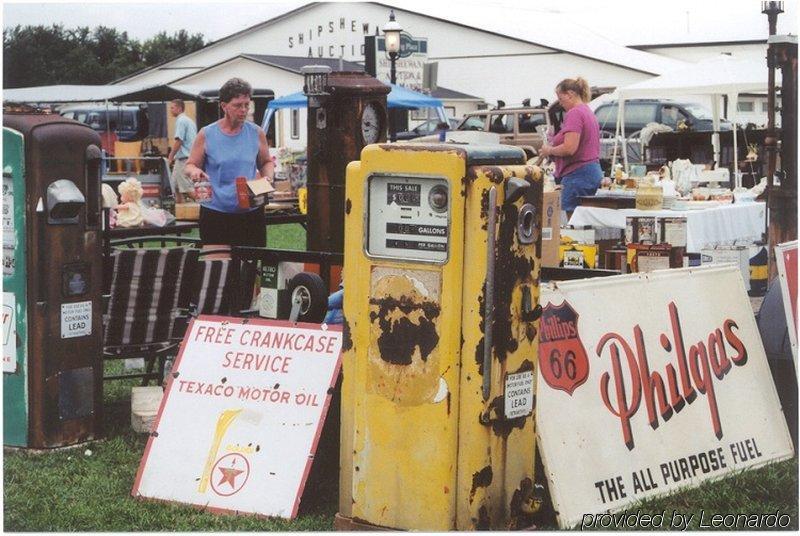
[383,10,402,141]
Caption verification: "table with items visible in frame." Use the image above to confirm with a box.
[568,201,766,253]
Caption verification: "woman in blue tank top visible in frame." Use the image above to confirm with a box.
[185,78,274,247]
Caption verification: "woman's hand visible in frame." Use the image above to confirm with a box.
[539,144,553,158]
[187,166,209,183]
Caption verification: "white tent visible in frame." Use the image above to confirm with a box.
[611,55,772,188]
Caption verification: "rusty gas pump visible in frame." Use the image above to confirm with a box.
[3,112,104,448]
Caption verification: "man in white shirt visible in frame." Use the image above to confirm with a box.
[168,99,198,203]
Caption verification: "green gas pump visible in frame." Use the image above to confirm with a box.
[3,126,28,446]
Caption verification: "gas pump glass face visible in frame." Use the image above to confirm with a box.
[366,175,450,263]
[361,103,381,144]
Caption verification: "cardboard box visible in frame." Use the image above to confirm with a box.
[562,227,596,244]
[175,202,200,221]
[701,246,751,291]
[541,191,561,267]
[659,217,688,248]
[627,244,685,273]
[625,216,657,245]
[559,242,598,269]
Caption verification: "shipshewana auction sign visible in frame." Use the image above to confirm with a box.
[536,265,794,528]
[132,316,342,518]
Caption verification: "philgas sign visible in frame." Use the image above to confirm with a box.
[597,301,747,449]
[133,316,342,518]
[536,266,794,528]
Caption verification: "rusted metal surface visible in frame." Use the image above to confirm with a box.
[341,145,542,530]
[3,113,103,448]
[767,36,798,280]
[367,270,442,405]
[306,72,389,254]
[457,163,542,529]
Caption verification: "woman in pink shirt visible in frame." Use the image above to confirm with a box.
[539,77,602,216]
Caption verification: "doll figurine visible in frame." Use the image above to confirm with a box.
[115,177,144,227]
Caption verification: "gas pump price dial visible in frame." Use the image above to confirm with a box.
[366,175,449,263]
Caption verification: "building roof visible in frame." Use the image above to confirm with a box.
[241,54,364,74]
[379,1,686,76]
[430,87,482,101]
[629,39,767,50]
[114,1,688,85]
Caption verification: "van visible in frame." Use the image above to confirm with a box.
[59,104,146,141]
[594,99,733,137]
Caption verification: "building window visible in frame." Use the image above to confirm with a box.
[762,101,769,112]
[291,109,300,139]
[737,101,754,112]
[410,108,429,121]
[445,106,456,118]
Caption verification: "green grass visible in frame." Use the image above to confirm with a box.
[4,361,336,532]
[267,223,306,250]
[6,361,796,532]
[572,458,798,530]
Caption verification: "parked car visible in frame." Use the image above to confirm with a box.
[396,117,460,141]
[59,104,147,141]
[594,99,733,137]
[415,107,550,158]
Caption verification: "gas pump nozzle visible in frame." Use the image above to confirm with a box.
[46,179,85,224]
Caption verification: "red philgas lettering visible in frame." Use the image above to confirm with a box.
[597,332,641,450]
[723,319,748,364]
[597,302,749,448]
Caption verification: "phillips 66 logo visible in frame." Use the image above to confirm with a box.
[538,301,589,394]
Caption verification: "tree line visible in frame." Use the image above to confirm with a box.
[3,25,206,88]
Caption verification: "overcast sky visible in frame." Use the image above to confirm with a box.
[2,0,797,46]
[3,0,797,44]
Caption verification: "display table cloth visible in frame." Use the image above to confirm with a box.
[568,202,766,253]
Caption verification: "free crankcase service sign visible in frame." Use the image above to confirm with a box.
[132,316,342,518]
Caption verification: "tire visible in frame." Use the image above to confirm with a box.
[286,272,328,323]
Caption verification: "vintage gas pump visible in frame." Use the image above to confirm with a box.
[304,68,390,254]
[3,112,104,448]
[338,143,543,530]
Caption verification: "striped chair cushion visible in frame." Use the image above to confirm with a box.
[104,247,199,347]
[194,258,235,315]
[193,258,258,315]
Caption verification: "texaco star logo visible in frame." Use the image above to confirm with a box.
[210,453,251,496]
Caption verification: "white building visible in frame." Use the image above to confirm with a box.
[115,1,783,149]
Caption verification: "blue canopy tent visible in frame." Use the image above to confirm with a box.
[262,83,446,132]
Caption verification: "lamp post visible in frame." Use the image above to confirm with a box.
[382,10,402,142]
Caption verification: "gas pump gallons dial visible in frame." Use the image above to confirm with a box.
[338,143,544,531]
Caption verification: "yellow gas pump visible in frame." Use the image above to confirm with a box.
[338,143,543,531]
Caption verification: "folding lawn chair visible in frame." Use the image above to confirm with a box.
[103,245,199,385]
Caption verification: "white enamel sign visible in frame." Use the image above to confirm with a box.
[536,265,794,528]
[3,293,16,373]
[132,316,342,518]
[60,301,92,338]
[504,370,533,419]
